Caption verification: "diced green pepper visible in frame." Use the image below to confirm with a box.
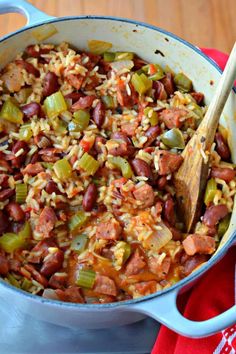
[69,110,90,131]
[204,178,217,206]
[0,222,31,253]
[131,73,152,95]
[108,156,133,179]
[76,269,96,288]
[53,158,72,180]
[101,95,115,109]
[19,123,32,142]
[144,107,158,126]
[114,241,131,267]
[78,153,99,175]
[88,40,112,55]
[188,102,203,119]
[115,52,134,61]
[21,278,33,291]
[174,73,193,93]
[44,91,67,119]
[7,273,20,288]
[142,64,165,81]
[0,100,23,124]
[218,214,231,238]
[161,128,185,149]
[103,52,116,62]
[71,234,88,253]
[69,211,88,232]
[15,183,28,204]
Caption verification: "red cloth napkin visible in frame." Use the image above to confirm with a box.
[152,48,236,354]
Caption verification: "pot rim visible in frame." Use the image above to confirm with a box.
[0,15,235,309]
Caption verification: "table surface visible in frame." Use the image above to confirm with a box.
[0,0,235,53]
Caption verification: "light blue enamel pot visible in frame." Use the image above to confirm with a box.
[0,0,235,338]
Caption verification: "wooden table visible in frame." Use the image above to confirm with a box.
[0,0,235,53]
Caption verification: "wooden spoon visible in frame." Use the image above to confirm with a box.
[174,42,236,232]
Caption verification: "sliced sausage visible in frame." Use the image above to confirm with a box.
[55,286,84,303]
[27,238,57,263]
[25,45,51,58]
[203,204,229,227]
[82,183,97,211]
[148,256,171,280]
[71,95,96,111]
[134,280,158,295]
[181,254,208,276]
[22,162,44,176]
[66,74,84,90]
[93,274,117,296]
[133,183,155,208]
[157,150,183,175]
[159,108,187,129]
[48,273,68,289]
[117,79,138,107]
[16,60,40,78]
[36,206,57,238]
[96,218,122,240]
[153,81,167,101]
[211,167,235,183]
[190,92,204,105]
[6,202,25,221]
[125,249,146,276]
[183,234,216,256]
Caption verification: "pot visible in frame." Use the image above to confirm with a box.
[0,0,235,338]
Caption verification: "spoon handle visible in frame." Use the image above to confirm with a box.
[199,42,236,144]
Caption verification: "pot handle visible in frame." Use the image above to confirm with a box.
[129,287,236,338]
[0,0,55,27]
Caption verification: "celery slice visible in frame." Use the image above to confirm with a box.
[0,100,23,124]
[76,269,96,288]
[71,234,88,253]
[174,73,193,93]
[204,178,217,206]
[15,183,27,204]
[88,40,112,55]
[44,91,67,119]
[19,123,32,142]
[131,73,152,95]
[108,156,133,178]
[68,212,88,231]
[78,153,99,175]
[53,158,72,180]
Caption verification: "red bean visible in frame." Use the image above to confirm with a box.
[211,167,236,183]
[161,73,175,96]
[157,176,167,190]
[203,204,229,227]
[43,72,59,97]
[82,183,97,211]
[40,249,64,277]
[0,174,9,188]
[6,202,25,221]
[144,125,161,147]
[181,254,207,276]
[16,60,40,77]
[215,132,230,160]
[13,173,23,181]
[45,181,61,195]
[0,159,13,173]
[21,102,41,118]
[94,136,106,153]
[48,273,67,289]
[30,152,40,164]
[131,158,153,179]
[11,141,29,168]
[0,254,9,275]
[153,81,167,101]
[93,101,105,128]
[163,197,175,226]
[0,211,9,234]
[190,92,204,105]
[0,188,15,201]
[25,45,50,58]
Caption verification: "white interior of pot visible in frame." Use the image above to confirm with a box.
[0,18,235,253]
